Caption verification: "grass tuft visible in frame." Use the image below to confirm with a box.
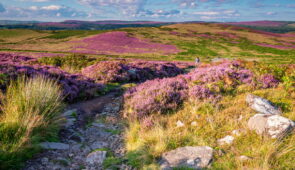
[0,75,64,169]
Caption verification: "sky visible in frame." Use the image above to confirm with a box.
[0,0,294,22]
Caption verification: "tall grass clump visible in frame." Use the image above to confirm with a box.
[0,76,63,169]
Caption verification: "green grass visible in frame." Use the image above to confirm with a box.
[34,54,107,73]
[124,63,295,169]
[43,30,107,39]
[0,76,64,169]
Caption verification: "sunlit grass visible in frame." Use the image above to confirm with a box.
[124,87,295,169]
[0,76,64,169]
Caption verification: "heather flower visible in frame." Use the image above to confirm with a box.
[70,31,179,55]
[124,77,188,119]
[82,60,185,83]
[260,74,280,88]
[188,85,218,101]
[0,54,104,102]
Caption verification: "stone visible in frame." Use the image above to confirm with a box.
[41,157,49,165]
[176,120,184,128]
[86,151,107,165]
[248,114,295,138]
[238,155,252,161]
[191,121,198,127]
[231,129,242,136]
[40,142,70,150]
[62,109,78,118]
[217,135,235,145]
[90,141,108,150]
[65,118,76,128]
[160,146,213,169]
[246,94,281,115]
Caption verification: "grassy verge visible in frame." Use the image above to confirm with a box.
[125,87,295,169]
[0,76,64,169]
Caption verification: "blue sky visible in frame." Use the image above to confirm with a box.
[0,0,294,21]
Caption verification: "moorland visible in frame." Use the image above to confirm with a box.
[0,20,294,169]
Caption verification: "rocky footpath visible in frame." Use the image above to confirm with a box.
[25,92,131,170]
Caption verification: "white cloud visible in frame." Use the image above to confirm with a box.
[266,12,277,16]
[78,0,147,17]
[193,11,219,15]
[136,9,181,18]
[173,0,197,8]
[194,9,240,20]
[20,0,56,2]
[41,5,61,10]
[0,5,88,20]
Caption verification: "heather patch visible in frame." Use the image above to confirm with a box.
[256,43,295,49]
[123,60,286,119]
[0,54,104,102]
[82,60,185,83]
[70,31,179,55]
[123,77,188,119]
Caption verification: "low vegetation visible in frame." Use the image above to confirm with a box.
[123,60,295,169]
[0,76,64,169]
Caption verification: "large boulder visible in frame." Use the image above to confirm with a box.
[246,94,281,115]
[159,146,213,169]
[248,114,295,138]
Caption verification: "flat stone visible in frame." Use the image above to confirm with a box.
[176,120,184,128]
[40,142,70,150]
[217,135,235,145]
[248,114,295,138]
[86,151,107,165]
[238,155,252,161]
[62,109,78,118]
[90,141,108,150]
[64,118,76,128]
[246,94,281,115]
[160,146,213,169]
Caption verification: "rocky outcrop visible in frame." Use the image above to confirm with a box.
[246,94,281,115]
[160,146,213,169]
[248,114,295,138]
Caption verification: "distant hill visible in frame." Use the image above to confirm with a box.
[0,20,295,33]
[225,20,295,33]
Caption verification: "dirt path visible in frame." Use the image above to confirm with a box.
[25,92,131,170]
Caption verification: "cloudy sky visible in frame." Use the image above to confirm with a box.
[0,0,294,22]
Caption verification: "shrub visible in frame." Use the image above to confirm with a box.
[35,54,100,72]
[124,77,188,119]
[0,76,63,169]
[260,74,280,88]
[82,61,130,83]
[0,64,104,102]
[82,60,184,83]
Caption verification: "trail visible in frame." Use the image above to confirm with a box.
[25,92,131,170]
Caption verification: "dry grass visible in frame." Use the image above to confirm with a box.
[0,76,64,169]
[125,87,295,169]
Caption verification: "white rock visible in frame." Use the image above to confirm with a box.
[217,135,235,145]
[40,142,70,150]
[176,120,184,128]
[191,121,198,127]
[248,114,294,138]
[231,129,242,136]
[246,94,281,115]
[238,155,251,161]
[160,146,213,169]
[86,151,107,165]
